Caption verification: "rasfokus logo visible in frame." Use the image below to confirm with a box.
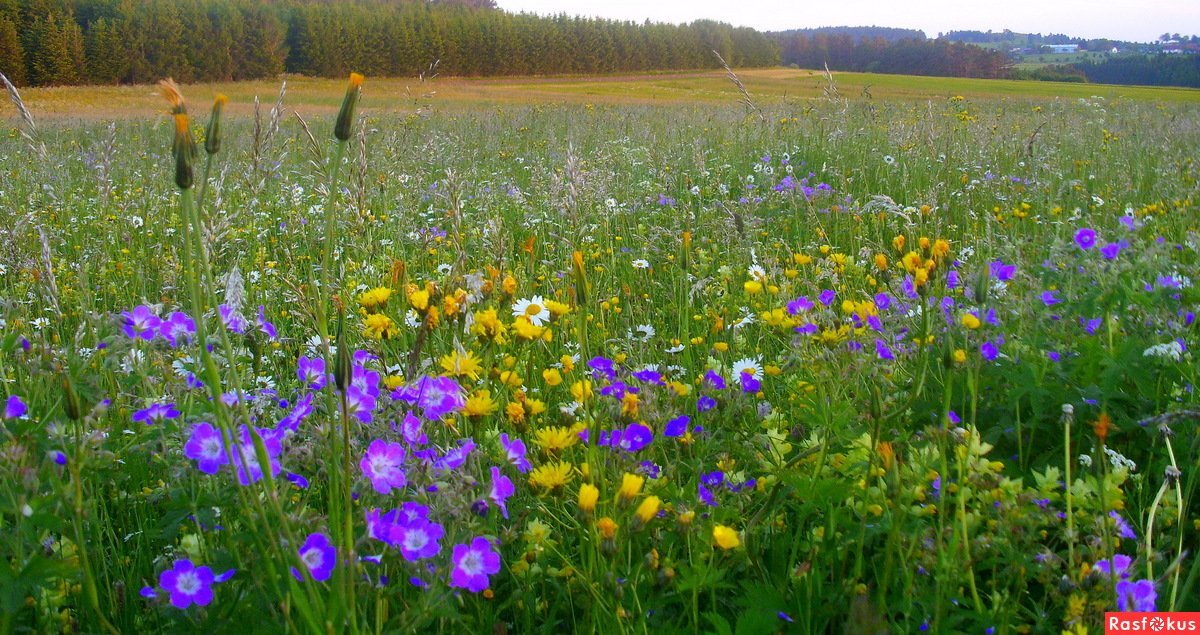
[1105,613,1200,634]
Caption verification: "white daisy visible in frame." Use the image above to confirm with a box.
[512,295,551,327]
[631,259,650,269]
[731,357,763,380]
[631,324,655,342]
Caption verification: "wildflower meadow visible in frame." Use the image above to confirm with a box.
[0,72,1197,633]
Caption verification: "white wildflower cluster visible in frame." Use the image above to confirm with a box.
[1142,341,1183,362]
[1103,447,1137,473]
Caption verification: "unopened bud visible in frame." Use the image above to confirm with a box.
[205,95,227,155]
[334,73,364,142]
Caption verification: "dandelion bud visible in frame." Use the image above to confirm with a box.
[204,95,227,155]
[617,472,644,502]
[62,375,83,421]
[334,72,364,142]
[172,113,195,190]
[333,311,351,393]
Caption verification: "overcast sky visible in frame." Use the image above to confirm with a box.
[494,0,1199,43]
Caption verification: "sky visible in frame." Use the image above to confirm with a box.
[494,0,1200,43]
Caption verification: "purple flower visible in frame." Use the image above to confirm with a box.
[632,369,665,385]
[284,472,309,489]
[1119,215,1137,231]
[256,306,277,339]
[1046,351,1062,363]
[293,532,336,582]
[1094,554,1133,579]
[980,341,999,362]
[184,422,228,474]
[989,260,1016,282]
[587,356,618,380]
[345,385,377,424]
[400,412,428,446]
[297,356,327,391]
[740,372,761,393]
[159,559,214,609]
[875,339,895,361]
[122,305,161,340]
[703,370,727,390]
[500,433,530,472]
[1040,291,1061,306]
[946,270,960,290]
[1074,227,1097,250]
[1100,242,1122,260]
[1116,579,1156,612]
[393,376,464,420]
[392,519,444,561]
[663,415,690,437]
[361,440,407,495]
[434,438,475,472]
[489,466,514,519]
[818,289,836,306]
[132,402,181,426]
[229,426,282,485]
[786,296,813,314]
[160,311,196,347]
[51,451,67,465]
[1109,510,1136,540]
[4,395,27,419]
[902,276,918,299]
[874,292,892,311]
[450,537,502,593]
[1081,317,1103,335]
[218,304,248,334]
[698,483,718,507]
[618,423,653,452]
[277,393,314,435]
[697,395,717,412]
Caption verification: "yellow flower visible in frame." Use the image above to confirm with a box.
[470,308,507,344]
[620,392,639,417]
[463,390,498,417]
[570,380,593,402]
[529,462,574,491]
[874,253,888,271]
[439,349,484,380]
[892,234,906,252]
[743,280,763,294]
[578,483,599,513]
[362,313,398,339]
[506,401,527,423]
[359,287,393,311]
[535,426,580,453]
[498,370,523,388]
[545,299,571,316]
[408,288,430,312]
[952,349,967,364]
[793,253,813,266]
[559,355,575,372]
[512,316,545,340]
[542,368,563,386]
[712,525,741,550]
[961,313,981,330]
[596,517,618,540]
[634,496,661,525]
[383,375,405,391]
[502,275,517,295]
[618,473,644,501]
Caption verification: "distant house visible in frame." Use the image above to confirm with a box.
[1046,44,1079,53]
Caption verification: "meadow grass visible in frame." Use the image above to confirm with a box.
[10,68,1200,123]
[0,73,1197,633]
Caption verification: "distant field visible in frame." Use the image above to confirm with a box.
[8,68,1199,123]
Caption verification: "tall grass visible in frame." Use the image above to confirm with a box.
[0,77,1196,633]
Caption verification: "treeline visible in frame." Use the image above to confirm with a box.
[1074,54,1200,88]
[771,26,924,43]
[0,0,780,86]
[776,33,1012,79]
